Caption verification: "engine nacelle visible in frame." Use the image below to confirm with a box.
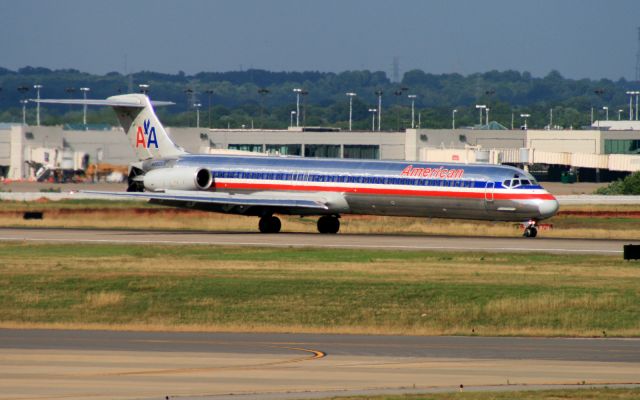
[143,167,213,191]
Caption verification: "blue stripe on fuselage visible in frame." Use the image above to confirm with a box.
[177,154,540,189]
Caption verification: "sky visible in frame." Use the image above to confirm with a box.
[1,0,639,80]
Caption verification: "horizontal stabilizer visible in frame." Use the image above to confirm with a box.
[30,99,174,107]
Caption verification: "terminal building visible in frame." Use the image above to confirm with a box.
[1,121,640,182]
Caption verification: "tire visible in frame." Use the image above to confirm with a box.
[317,216,340,234]
[529,227,538,238]
[259,216,281,233]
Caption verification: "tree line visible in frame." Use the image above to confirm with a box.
[0,66,638,130]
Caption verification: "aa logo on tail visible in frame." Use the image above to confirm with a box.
[136,119,159,148]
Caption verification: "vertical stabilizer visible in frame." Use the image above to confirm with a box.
[108,94,186,161]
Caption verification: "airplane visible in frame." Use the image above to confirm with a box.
[32,94,559,238]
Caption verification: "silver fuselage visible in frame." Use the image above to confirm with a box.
[151,154,559,222]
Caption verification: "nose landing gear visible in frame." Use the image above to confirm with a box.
[523,220,538,238]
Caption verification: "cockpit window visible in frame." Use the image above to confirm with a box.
[503,179,511,188]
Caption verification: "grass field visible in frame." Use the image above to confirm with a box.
[327,388,640,400]
[1,243,638,336]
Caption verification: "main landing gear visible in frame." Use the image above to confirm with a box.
[258,215,281,233]
[523,220,538,238]
[258,215,341,234]
[317,215,340,234]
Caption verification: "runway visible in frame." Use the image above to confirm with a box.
[1,329,638,400]
[0,227,629,254]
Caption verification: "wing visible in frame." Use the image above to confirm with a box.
[80,189,340,212]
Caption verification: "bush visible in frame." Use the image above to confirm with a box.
[595,171,640,195]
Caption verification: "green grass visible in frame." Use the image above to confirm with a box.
[0,243,638,336]
[327,388,640,400]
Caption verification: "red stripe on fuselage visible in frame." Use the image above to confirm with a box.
[216,181,556,201]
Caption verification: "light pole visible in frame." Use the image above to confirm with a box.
[33,84,42,126]
[485,108,490,126]
[205,89,214,128]
[549,108,553,129]
[626,91,634,120]
[452,109,457,129]
[636,91,640,120]
[194,103,202,128]
[375,90,383,131]
[603,106,609,121]
[475,105,486,126]
[20,100,28,125]
[408,94,416,128]
[293,88,302,127]
[368,108,377,131]
[138,84,149,94]
[346,92,356,131]
[520,113,530,130]
[184,88,194,126]
[618,109,624,120]
[80,87,90,125]
[290,111,296,127]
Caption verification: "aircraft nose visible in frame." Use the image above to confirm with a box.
[538,196,559,219]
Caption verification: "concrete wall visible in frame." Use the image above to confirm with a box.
[527,130,601,154]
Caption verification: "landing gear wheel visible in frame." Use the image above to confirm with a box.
[317,215,340,234]
[523,226,538,238]
[259,216,281,233]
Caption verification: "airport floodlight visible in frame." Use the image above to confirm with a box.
[138,84,150,94]
[368,108,377,131]
[408,94,417,129]
[374,90,383,131]
[80,87,90,125]
[520,113,530,130]
[602,106,609,121]
[475,104,486,126]
[20,99,28,125]
[346,92,357,131]
[452,109,458,130]
[33,84,43,126]
[293,88,302,127]
[626,91,635,120]
[290,110,296,127]
[194,103,202,128]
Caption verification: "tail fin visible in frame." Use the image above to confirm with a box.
[31,94,186,161]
